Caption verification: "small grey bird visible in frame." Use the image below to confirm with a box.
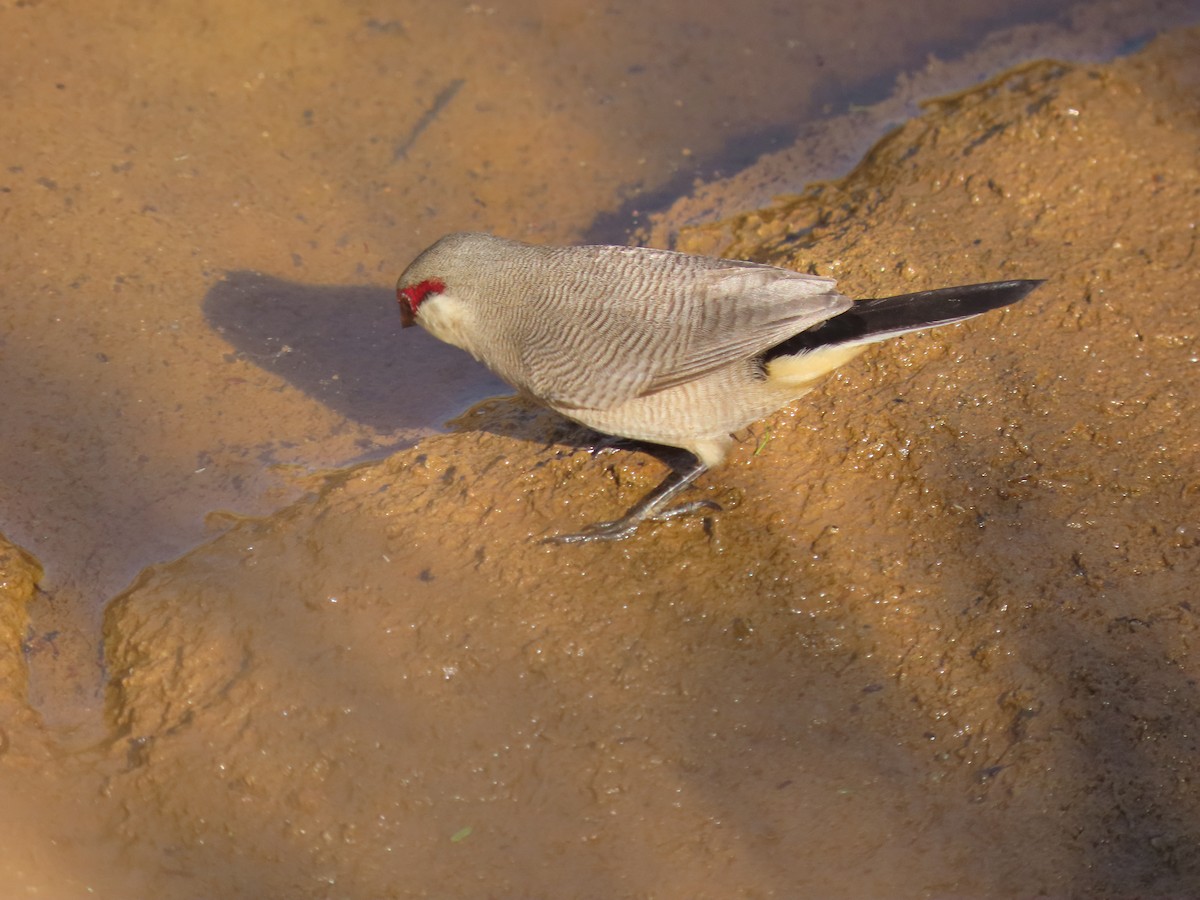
[397,232,1041,542]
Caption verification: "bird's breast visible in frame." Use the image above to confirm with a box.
[418,291,480,356]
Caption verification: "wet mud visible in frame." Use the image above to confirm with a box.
[1,10,1199,900]
[9,0,1139,723]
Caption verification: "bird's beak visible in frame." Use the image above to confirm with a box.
[398,288,416,328]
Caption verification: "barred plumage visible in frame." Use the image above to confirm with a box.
[397,231,1042,541]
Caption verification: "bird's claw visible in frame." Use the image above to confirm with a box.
[543,518,639,544]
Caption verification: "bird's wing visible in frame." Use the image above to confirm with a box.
[519,248,851,410]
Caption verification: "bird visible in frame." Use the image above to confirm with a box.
[397,231,1042,543]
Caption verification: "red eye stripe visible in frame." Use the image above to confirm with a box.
[399,278,445,310]
[397,278,445,327]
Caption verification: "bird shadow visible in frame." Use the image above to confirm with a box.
[202,271,508,435]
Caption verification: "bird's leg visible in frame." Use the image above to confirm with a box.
[548,458,718,544]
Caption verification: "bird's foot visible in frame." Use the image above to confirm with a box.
[544,518,640,544]
[543,458,714,544]
[650,498,721,521]
[544,498,721,544]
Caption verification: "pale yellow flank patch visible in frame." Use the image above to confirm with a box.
[764,344,867,390]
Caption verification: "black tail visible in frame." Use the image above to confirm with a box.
[765,279,1043,359]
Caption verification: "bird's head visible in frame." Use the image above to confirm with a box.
[397,232,496,331]
[397,234,498,351]
[397,232,524,353]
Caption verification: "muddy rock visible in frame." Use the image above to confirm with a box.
[0,535,41,727]
[96,30,1200,899]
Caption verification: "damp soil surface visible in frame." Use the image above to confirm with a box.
[2,9,1200,900]
[10,0,1142,726]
